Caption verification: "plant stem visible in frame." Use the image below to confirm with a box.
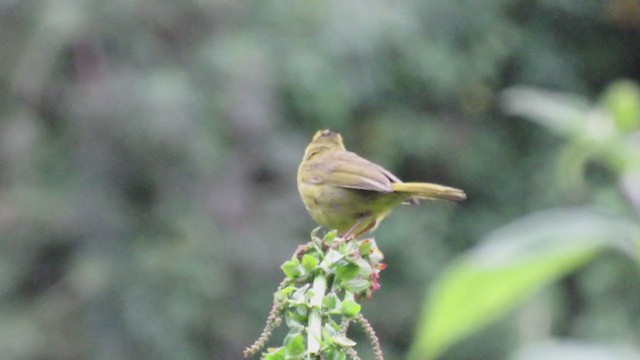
[308,272,327,355]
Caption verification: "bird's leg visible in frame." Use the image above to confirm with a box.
[341,219,364,241]
[342,219,377,241]
[352,221,376,239]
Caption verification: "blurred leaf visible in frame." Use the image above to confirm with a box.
[601,80,640,133]
[621,169,640,218]
[325,347,348,360]
[501,84,640,185]
[264,346,286,360]
[501,86,620,159]
[513,340,640,360]
[501,86,593,137]
[409,208,638,360]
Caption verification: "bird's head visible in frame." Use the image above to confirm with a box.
[303,129,346,159]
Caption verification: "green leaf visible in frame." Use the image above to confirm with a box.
[264,346,285,360]
[325,347,347,360]
[339,239,359,255]
[358,239,373,256]
[341,299,361,318]
[355,257,373,277]
[284,333,305,356]
[285,310,306,331]
[301,254,319,272]
[324,229,338,245]
[410,208,638,360]
[601,79,640,132]
[279,285,296,297]
[289,284,310,304]
[342,279,370,293]
[311,226,323,240]
[500,87,591,138]
[322,321,339,340]
[323,294,338,311]
[323,249,344,266]
[335,262,359,282]
[281,259,302,279]
[333,335,357,347]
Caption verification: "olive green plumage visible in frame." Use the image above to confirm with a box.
[297,129,465,238]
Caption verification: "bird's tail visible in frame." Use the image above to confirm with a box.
[391,182,466,201]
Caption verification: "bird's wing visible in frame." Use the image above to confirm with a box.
[317,151,400,193]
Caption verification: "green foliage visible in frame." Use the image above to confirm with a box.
[410,209,639,360]
[249,230,386,359]
[410,79,640,359]
[602,81,640,132]
[282,258,303,279]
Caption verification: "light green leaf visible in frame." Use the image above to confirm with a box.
[323,294,338,311]
[601,80,640,133]
[281,259,302,279]
[358,238,373,256]
[263,346,285,360]
[289,284,310,305]
[280,286,296,296]
[285,310,305,331]
[284,333,305,356]
[324,229,338,245]
[333,335,357,347]
[325,347,347,360]
[335,262,360,282]
[342,279,370,293]
[301,254,319,272]
[355,257,373,277]
[341,299,361,318]
[410,208,638,360]
[323,249,344,266]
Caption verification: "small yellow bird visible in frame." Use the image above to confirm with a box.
[297,129,465,239]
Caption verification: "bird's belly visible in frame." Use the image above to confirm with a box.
[298,183,403,233]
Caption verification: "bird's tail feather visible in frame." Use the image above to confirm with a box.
[391,182,466,201]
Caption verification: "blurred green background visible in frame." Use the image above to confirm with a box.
[1,1,640,359]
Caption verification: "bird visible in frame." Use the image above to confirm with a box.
[297,129,465,239]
